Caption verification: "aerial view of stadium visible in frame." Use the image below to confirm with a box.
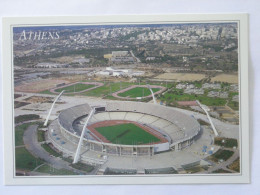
[13,22,240,176]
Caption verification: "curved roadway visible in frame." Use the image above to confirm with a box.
[23,124,98,175]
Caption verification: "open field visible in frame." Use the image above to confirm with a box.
[15,114,40,124]
[211,74,238,84]
[214,137,238,148]
[113,84,166,100]
[55,83,95,93]
[118,87,161,98]
[15,147,44,171]
[15,79,69,93]
[95,123,160,145]
[40,81,132,96]
[160,90,226,106]
[81,82,133,97]
[155,73,206,81]
[37,131,45,142]
[209,149,234,162]
[40,81,168,98]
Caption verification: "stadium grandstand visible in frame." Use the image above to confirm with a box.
[51,101,201,162]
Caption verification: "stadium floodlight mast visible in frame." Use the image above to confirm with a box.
[44,90,65,127]
[73,107,96,164]
[147,85,157,104]
[196,100,219,136]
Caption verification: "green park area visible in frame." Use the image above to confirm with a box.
[160,89,226,106]
[81,82,132,97]
[39,81,170,98]
[118,87,161,98]
[214,137,238,148]
[15,147,44,171]
[15,114,40,124]
[209,149,234,162]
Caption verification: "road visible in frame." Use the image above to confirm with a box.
[23,124,94,174]
[204,148,239,173]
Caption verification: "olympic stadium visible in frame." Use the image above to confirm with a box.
[45,95,223,174]
[58,101,200,152]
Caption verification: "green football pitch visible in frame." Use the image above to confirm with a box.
[55,83,95,93]
[95,123,161,145]
[118,87,161,98]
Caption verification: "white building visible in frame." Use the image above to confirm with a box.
[97,71,110,76]
[35,63,68,68]
[202,83,221,89]
[112,51,128,57]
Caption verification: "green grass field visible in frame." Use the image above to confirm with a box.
[210,149,234,162]
[214,137,238,148]
[81,82,133,97]
[95,123,160,145]
[15,114,40,124]
[160,89,226,106]
[15,147,44,171]
[118,87,161,98]
[39,81,168,99]
[55,83,95,93]
[37,130,45,142]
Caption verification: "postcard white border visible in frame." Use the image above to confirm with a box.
[2,14,249,185]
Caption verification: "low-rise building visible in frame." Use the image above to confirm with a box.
[184,88,204,95]
[146,57,156,61]
[230,84,239,92]
[207,91,219,98]
[186,84,195,89]
[207,91,228,98]
[232,95,239,102]
[219,92,229,98]
[35,63,68,68]
[202,83,221,89]
[176,83,186,89]
[72,58,90,64]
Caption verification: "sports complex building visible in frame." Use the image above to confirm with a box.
[48,100,201,165]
